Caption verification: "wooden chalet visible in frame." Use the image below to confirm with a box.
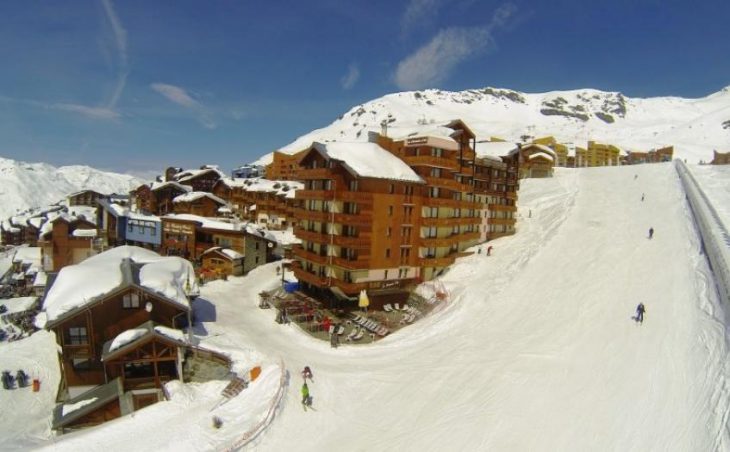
[201,247,244,277]
[67,190,107,207]
[174,166,223,192]
[172,191,228,217]
[711,150,730,165]
[161,214,275,269]
[265,150,307,181]
[39,215,100,272]
[132,181,191,216]
[514,143,556,178]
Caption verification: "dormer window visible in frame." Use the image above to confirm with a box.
[123,293,140,309]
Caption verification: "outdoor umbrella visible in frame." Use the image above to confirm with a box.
[358,290,370,312]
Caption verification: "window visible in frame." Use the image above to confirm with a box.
[389,184,394,194]
[388,206,393,216]
[68,327,88,345]
[349,180,359,191]
[385,249,390,258]
[386,227,392,237]
[430,167,442,177]
[123,293,140,308]
[429,187,439,198]
[431,148,443,157]
[404,186,414,196]
[256,242,260,250]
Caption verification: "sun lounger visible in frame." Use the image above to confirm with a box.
[347,327,359,341]
[384,304,393,312]
[401,304,409,311]
[394,303,400,311]
[353,329,364,341]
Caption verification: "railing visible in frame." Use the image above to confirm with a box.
[421,216,478,227]
[297,168,333,179]
[675,160,730,308]
[401,155,459,170]
[420,255,457,267]
[331,256,371,269]
[293,247,328,265]
[292,268,328,286]
[489,217,516,226]
[424,176,463,191]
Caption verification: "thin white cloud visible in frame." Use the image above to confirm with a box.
[151,83,199,108]
[150,83,217,129]
[394,3,517,90]
[52,103,121,120]
[401,0,443,38]
[340,63,360,90]
[100,0,128,109]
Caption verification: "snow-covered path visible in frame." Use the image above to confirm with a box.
[195,163,729,451]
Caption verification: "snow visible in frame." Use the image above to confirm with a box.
[313,142,425,183]
[153,325,188,343]
[4,163,730,451]
[0,296,37,314]
[42,246,195,325]
[163,214,242,231]
[474,141,518,159]
[0,157,142,220]
[527,150,555,161]
[221,249,244,260]
[173,191,227,205]
[61,397,98,417]
[255,86,730,166]
[108,329,148,353]
[150,181,192,193]
[687,164,730,229]
[71,229,97,238]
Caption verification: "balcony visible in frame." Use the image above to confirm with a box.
[488,204,517,212]
[421,216,480,227]
[401,155,459,170]
[295,209,330,222]
[331,234,371,249]
[298,168,334,179]
[424,176,462,191]
[294,228,329,244]
[489,217,516,226]
[332,256,371,269]
[419,255,456,267]
[293,268,328,287]
[295,190,334,201]
[337,191,373,203]
[332,212,373,227]
[293,247,329,265]
[420,236,459,248]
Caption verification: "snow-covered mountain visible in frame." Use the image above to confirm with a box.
[0,157,144,219]
[258,85,730,164]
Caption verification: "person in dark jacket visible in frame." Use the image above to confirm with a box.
[635,303,646,324]
[648,227,654,239]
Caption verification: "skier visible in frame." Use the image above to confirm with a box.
[478,247,482,254]
[641,193,645,202]
[635,303,646,324]
[487,246,493,256]
[529,209,532,218]
[648,227,654,239]
[301,382,311,408]
[301,366,313,382]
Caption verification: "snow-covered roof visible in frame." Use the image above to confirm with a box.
[474,141,518,159]
[0,296,37,314]
[28,217,44,229]
[389,124,460,143]
[71,229,97,238]
[108,328,148,354]
[527,151,556,162]
[101,320,190,362]
[175,167,224,183]
[164,214,244,232]
[173,191,228,205]
[522,143,557,157]
[33,270,47,287]
[312,142,424,183]
[150,181,192,193]
[13,246,41,266]
[42,246,196,326]
[203,247,244,260]
[98,199,129,217]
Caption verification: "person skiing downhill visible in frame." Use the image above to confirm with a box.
[635,303,646,324]
[301,382,311,408]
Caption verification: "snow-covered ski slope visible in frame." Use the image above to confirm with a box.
[34,163,730,451]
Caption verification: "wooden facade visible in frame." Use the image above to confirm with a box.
[516,143,556,178]
[132,181,190,216]
[172,192,227,217]
[711,150,730,165]
[39,217,99,272]
[265,150,307,181]
[292,120,519,300]
[212,178,302,230]
[174,167,222,192]
[201,247,243,277]
[47,283,190,389]
[67,190,106,207]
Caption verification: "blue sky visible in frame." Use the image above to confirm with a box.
[0,0,728,175]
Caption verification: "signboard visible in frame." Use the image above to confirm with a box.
[163,222,194,235]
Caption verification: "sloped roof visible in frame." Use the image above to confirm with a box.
[53,378,123,429]
[101,320,189,362]
[311,142,424,183]
[173,191,227,205]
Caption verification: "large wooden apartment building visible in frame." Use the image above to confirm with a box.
[291,120,518,300]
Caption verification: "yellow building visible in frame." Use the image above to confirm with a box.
[586,141,621,167]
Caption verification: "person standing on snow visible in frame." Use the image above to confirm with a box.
[302,382,311,407]
[635,303,646,324]
[641,193,645,202]
[649,227,654,239]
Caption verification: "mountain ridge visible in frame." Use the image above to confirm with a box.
[258,85,730,165]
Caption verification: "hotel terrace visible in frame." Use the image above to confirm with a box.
[290,120,518,303]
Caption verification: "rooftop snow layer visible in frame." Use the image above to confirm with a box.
[313,142,424,183]
[173,191,227,205]
[42,246,196,325]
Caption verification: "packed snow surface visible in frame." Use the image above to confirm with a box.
[108,329,148,353]
[5,163,729,451]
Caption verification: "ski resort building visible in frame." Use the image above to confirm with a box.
[266,150,307,181]
[290,120,519,301]
[38,215,101,272]
[41,247,230,432]
[711,150,730,165]
[212,178,303,230]
[512,143,556,178]
[131,181,191,216]
[171,191,229,217]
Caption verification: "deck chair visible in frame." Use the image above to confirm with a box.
[384,304,393,312]
[394,303,401,311]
